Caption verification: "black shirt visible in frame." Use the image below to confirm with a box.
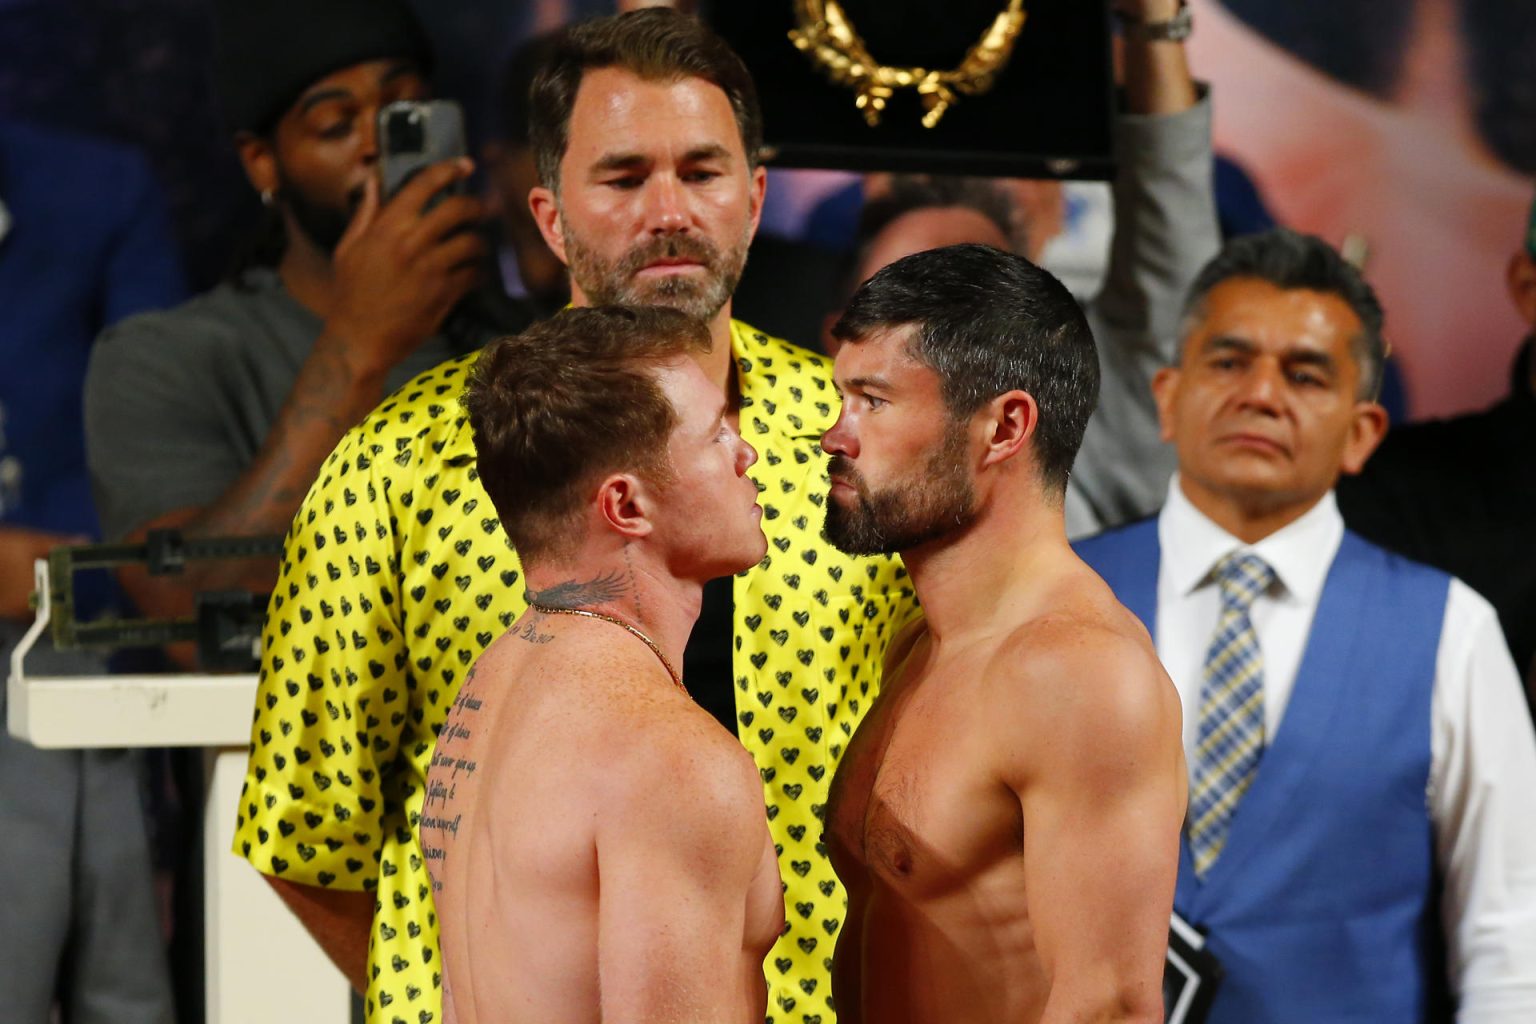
[682,574,738,733]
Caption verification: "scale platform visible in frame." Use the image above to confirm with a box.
[8,556,351,1023]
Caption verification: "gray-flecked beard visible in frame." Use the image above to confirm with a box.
[561,218,750,323]
[824,424,977,556]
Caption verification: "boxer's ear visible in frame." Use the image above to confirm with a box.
[595,472,655,542]
[977,389,1039,470]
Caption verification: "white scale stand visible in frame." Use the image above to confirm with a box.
[7,559,351,1023]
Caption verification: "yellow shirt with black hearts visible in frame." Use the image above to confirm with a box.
[233,321,920,1024]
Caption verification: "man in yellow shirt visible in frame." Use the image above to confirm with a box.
[235,6,1212,1023]
[236,12,914,1023]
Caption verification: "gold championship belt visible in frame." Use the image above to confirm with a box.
[788,0,1027,128]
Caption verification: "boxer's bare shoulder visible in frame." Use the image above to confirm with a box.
[577,664,785,1023]
[989,611,1177,775]
[427,617,783,1024]
[984,565,1175,755]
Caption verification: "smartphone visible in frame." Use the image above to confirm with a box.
[378,99,468,207]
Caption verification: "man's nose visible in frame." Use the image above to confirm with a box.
[1237,359,1286,412]
[358,110,380,167]
[737,435,759,474]
[821,412,857,457]
[644,176,688,233]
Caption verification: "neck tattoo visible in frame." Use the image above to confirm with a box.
[529,604,684,693]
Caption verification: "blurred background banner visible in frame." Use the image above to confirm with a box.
[1187,0,1535,419]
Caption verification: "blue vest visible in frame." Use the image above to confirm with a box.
[1076,517,1454,1023]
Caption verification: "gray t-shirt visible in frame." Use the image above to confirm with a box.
[83,267,494,540]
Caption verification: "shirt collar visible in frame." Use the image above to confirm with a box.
[730,317,751,358]
[1158,472,1343,606]
[730,318,768,405]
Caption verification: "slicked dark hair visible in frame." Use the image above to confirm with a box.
[1182,229,1387,399]
[832,243,1100,495]
[528,8,763,190]
[464,305,710,563]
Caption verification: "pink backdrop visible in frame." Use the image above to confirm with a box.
[1188,0,1533,419]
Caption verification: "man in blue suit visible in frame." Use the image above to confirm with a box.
[1077,229,1536,1022]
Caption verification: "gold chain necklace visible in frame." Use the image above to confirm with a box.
[529,604,685,693]
[789,0,1028,129]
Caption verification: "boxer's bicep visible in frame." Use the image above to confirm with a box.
[595,737,768,1022]
[1010,637,1183,1024]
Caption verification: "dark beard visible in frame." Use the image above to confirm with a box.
[278,180,364,255]
[823,425,977,556]
[562,222,750,323]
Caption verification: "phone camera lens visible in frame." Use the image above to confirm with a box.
[387,107,425,153]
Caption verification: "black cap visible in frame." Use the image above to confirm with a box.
[214,0,434,135]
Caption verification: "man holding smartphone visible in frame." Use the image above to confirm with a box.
[82,0,528,635]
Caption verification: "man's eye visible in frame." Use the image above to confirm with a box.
[318,121,353,141]
[684,170,721,183]
[1289,370,1325,387]
[605,177,643,190]
[865,395,888,410]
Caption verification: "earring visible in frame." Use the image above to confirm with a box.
[260,188,275,208]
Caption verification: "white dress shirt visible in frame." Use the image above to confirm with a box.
[1156,476,1536,1021]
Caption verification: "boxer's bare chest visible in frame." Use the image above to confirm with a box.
[827,637,1021,897]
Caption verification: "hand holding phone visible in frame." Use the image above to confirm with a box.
[315,100,486,376]
[379,100,469,207]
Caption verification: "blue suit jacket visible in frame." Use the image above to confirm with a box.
[0,119,186,541]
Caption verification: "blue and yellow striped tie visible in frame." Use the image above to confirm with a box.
[1189,552,1275,877]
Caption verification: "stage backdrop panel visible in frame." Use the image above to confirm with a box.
[707,0,1116,180]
